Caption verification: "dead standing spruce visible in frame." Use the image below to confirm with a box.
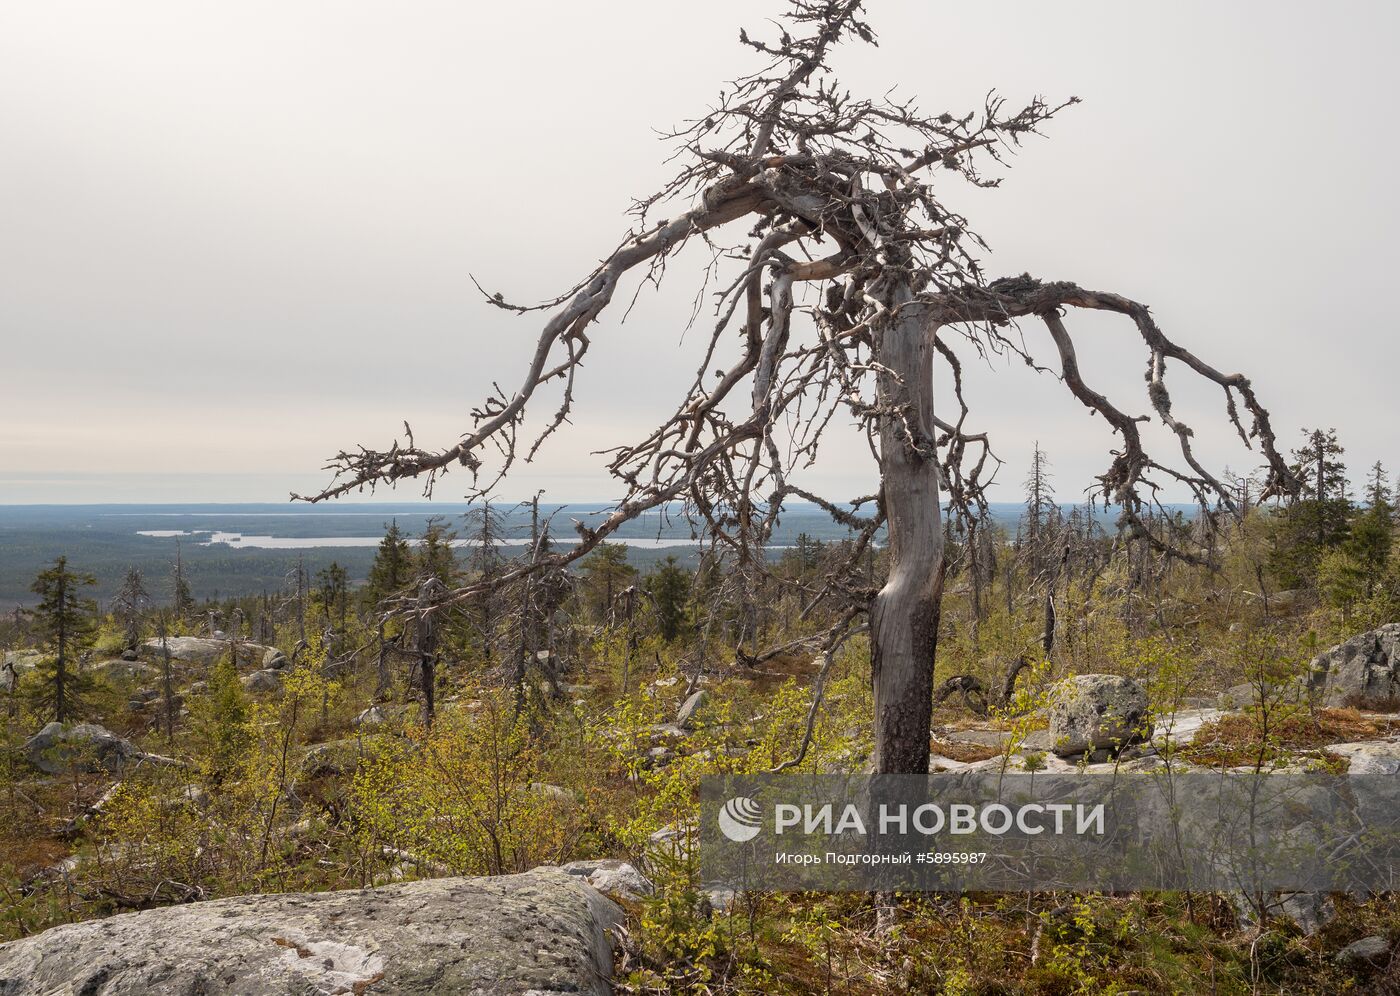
[298,0,1293,778]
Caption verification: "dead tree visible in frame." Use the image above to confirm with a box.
[463,499,506,666]
[492,496,573,710]
[413,577,447,727]
[1023,442,1057,584]
[156,610,175,743]
[300,0,1293,775]
[111,568,148,653]
[611,583,641,694]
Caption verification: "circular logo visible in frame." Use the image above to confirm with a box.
[717,796,763,842]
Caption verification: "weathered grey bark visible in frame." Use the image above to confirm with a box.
[870,289,942,775]
[374,619,393,701]
[157,611,175,743]
[295,555,307,646]
[53,574,68,723]
[415,578,445,727]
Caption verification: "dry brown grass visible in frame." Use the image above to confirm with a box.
[1181,707,1393,769]
[0,835,69,880]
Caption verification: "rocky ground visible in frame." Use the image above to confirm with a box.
[5,625,1400,990]
[0,868,622,995]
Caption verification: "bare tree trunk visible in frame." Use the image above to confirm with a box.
[1042,543,1070,659]
[416,579,443,728]
[619,587,637,695]
[968,519,984,631]
[512,497,543,712]
[259,590,272,645]
[375,619,393,701]
[157,611,175,743]
[1005,535,1016,619]
[296,555,307,646]
[55,584,68,724]
[870,291,941,776]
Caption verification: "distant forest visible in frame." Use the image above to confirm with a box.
[0,499,1179,607]
[0,501,860,606]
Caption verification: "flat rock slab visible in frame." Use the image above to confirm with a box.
[940,729,1011,749]
[1327,739,1400,774]
[1154,708,1224,744]
[0,868,621,995]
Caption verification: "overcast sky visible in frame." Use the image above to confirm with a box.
[2,1,1396,506]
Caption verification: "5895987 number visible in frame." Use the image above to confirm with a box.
[917,851,988,865]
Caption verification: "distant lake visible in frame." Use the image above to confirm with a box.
[137,529,718,551]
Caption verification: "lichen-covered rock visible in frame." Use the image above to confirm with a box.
[298,738,367,781]
[23,722,179,775]
[24,722,137,774]
[1,650,43,670]
[141,636,281,669]
[180,783,211,809]
[1314,624,1400,708]
[945,729,1012,749]
[1153,707,1224,746]
[354,703,414,728]
[1216,682,1274,710]
[241,669,283,693]
[355,704,388,727]
[1047,674,1152,757]
[677,689,710,729]
[1233,890,1336,936]
[1215,680,1310,711]
[645,821,695,871]
[1327,740,1400,774]
[529,782,578,805]
[0,868,621,995]
[560,858,654,900]
[1335,934,1390,964]
[92,658,159,683]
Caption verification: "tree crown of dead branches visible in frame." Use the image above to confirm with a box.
[297,0,1296,615]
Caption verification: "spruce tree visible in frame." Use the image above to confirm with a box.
[1268,428,1352,588]
[1293,427,1351,542]
[191,651,250,779]
[580,542,636,623]
[363,520,412,607]
[1365,462,1392,511]
[27,557,98,723]
[647,556,691,642]
[1346,462,1394,588]
[315,562,349,633]
[416,517,460,586]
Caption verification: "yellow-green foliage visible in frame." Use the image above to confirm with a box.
[992,656,1054,758]
[591,642,872,863]
[351,691,582,877]
[85,654,345,899]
